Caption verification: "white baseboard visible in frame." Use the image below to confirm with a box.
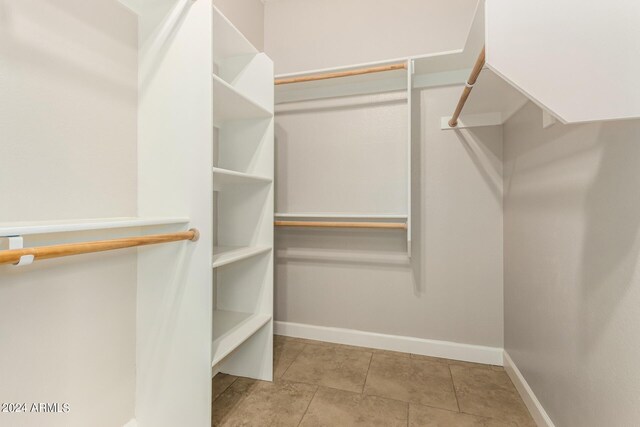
[274,321,503,366]
[503,351,555,427]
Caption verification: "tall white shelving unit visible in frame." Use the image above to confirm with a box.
[211,6,274,381]
[134,1,273,425]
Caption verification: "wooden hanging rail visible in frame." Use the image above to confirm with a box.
[275,62,407,85]
[0,229,199,266]
[448,46,486,127]
[274,221,407,230]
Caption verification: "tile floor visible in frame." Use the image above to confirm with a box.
[212,335,535,426]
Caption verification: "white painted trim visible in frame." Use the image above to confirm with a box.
[122,419,137,427]
[275,321,503,365]
[441,112,503,130]
[503,351,555,427]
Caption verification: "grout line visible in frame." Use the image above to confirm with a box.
[212,374,239,405]
[296,384,320,427]
[361,351,374,394]
[448,365,461,412]
[406,401,410,427]
[280,343,308,379]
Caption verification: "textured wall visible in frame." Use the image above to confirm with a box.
[0,1,137,425]
[275,85,504,349]
[504,102,640,426]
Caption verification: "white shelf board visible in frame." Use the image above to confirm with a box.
[213,75,272,126]
[213,246,272,269]
[213,6,258,65]
[0,217,190,237]
[211,310,271,367]
[275,213,408,220]
[213,167,272,191]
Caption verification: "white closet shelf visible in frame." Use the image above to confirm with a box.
[275,213,408,220]
[213,246,272,268]
[213,167,272,191]
[213,6,258,65]
[0,217,190,237]
[211,310,272,367]
[213,75,272,126]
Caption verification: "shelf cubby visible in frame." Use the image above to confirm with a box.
[211,310,271,367]
[212,7,258,66]
[213,167,272,191]
[213,245,272,269]
[213,75,272,126]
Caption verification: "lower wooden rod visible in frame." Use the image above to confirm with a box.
[449,46,486,127]
[275,62,407,85]
[274,221,407,230]
[0,229,199,266]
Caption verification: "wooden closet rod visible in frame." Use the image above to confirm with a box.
[275,62,407,85]
[0,229,199,265]
[274,221,407,230]
[448,46,486,127]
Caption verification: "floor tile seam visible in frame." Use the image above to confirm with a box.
[280,343,309,379]
[448,364,462,412]
[211,375,240,405]
[296,383,320,427]
[458,409,521,425]
[361,350,374,393]
[362,390,451,410]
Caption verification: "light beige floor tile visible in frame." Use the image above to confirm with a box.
[371,348,411,359]
[448,359,504,371]
[409,353,450,364]
[364,353,459,411]
[409,403,517,426]
[212,373,238,402]
[274,334,297,343]
[212,377,259,426]
[450,365,536,427]
[300,386,408,426]
[274,336,306,378]
[282,344,372,393]
[212,378,317,426]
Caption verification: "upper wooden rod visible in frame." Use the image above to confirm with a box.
[0,229,199,266]
[274,220,407,230]
[448,46,486,127]
[274,63,407,85]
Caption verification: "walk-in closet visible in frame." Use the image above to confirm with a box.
[1,0,639,426]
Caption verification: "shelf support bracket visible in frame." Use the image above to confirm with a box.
[4,236,34,266]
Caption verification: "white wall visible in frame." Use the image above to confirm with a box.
[265,0,479,75]
[275,85,504,350]
[503,103,640,426]
[0,1,137,426]
[214,0,264,50]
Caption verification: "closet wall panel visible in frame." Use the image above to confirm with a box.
[275,93,408,215]
[275,85,504,349]
[0,1,137,426]
[503,103,640,427]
